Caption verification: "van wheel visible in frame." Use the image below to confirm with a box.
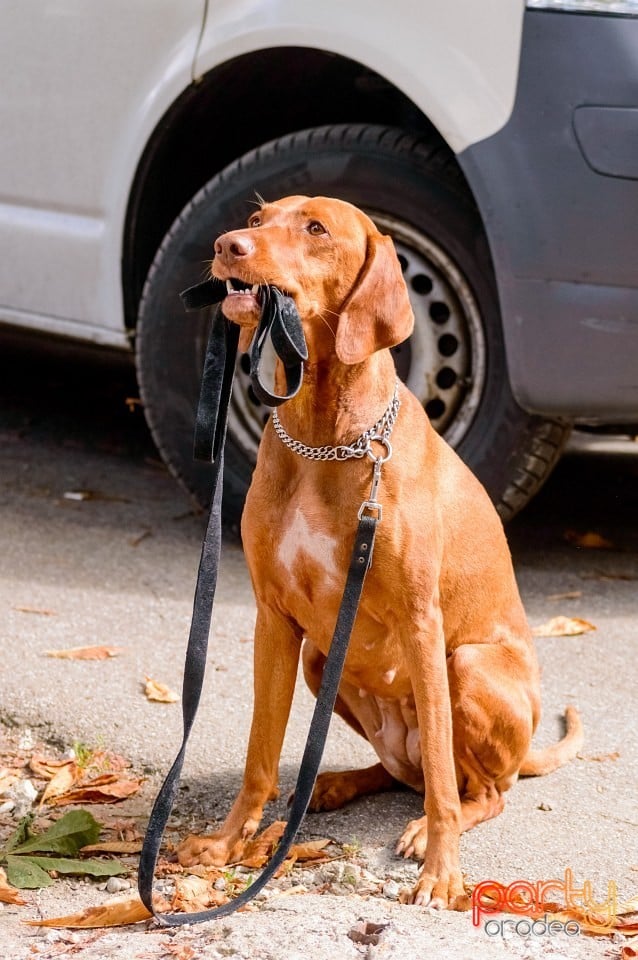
[136,124,570,523]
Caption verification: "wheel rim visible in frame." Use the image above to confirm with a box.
[226,213,486,460]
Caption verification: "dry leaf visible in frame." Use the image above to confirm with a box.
[172,875,228,913]
[62,490,130,503]
[288,839,331,863]
[580,751,620,763]
[547,590,583,601]
[564,529,614,550]
[532,616,597,638]
[0,868,27,905]
[39,761,80,806]
[622,947,638,959]
[83,750,132,774]
[230,824,331,872]
[31,750,142,808]
[45,645,124,660]
[29,755,74,779]
[13,605,57,616]
[25,895,154,928]
[163,944,197,960]
[144,677,179,704]
[273,838,332,878]
[80,841,143,855]
[0,768,20,795]
[235,821,287,868]
[47,773,144,807]
[581,569,638,582]
[156,858,189,878]
[129,530,151,547]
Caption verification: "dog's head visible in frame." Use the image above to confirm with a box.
[212,195,414,363]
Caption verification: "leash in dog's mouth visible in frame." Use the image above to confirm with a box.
[180,276,308,408]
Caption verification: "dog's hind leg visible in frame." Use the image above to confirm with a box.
[302,641,400,811]
[396,640,538,864]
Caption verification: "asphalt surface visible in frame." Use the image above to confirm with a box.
[1,336,637,959]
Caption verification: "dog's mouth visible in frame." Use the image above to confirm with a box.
[224,277,262,302]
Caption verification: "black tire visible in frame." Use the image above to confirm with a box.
[136,124,570,523]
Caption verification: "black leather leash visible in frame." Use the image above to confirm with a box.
[138,281,381,925]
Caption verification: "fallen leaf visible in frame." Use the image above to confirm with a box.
[581,569,638,582]
[546,590,583,601]
[268,885,308,898]
[0,867,26,905]
[4,811,126,889]
[622,947,638,959]
[564,529,614,550]
[0,768,20,795]
[532,616,597,638]
[163,943,197,960]
[82,750,133,775]
[13,605,57,616]
[7,810,100,856]
[129,530,152,547]
[172,875,228,913]
[5,856,53,888]
[6,854,124,888]
[580,751,620,763]
[47,773,144,806]
[288,838,331,862]
[156,857,188,878]
[45,646,124,660]
[62,490,130,503]
[29,755,75,780]
[39,762,80,807]
[273,838,333,878]
[80,841,143,855]
[24,895,154,928]
[144,677,179,704]
[235,821,286,868]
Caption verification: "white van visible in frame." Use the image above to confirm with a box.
[1,1,637,518]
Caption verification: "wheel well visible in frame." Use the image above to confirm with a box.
[123,47,465,329]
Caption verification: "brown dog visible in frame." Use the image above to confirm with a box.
[177,196,582,908]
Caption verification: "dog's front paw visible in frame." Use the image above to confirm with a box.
[409,861,465,910]
[399,826,464,910]
[177,822,259,868]
[396,815,428,860]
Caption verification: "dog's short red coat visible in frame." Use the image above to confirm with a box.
[177,196,582,908]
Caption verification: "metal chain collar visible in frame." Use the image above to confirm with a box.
[271,380,401,462]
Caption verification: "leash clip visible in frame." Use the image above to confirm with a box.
[358,449,387,522]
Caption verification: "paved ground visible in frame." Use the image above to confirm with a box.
[1,337,637,959]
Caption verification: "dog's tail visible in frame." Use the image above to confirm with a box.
[519,705,583,777]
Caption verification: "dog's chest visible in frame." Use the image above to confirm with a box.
[276,505,341,583]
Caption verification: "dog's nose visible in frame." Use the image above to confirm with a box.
[214,231,255,262]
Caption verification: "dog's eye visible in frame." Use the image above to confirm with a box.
[248,215,261,228]
[307,220,327,236]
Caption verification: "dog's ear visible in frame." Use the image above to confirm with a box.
[335,233,414,365]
